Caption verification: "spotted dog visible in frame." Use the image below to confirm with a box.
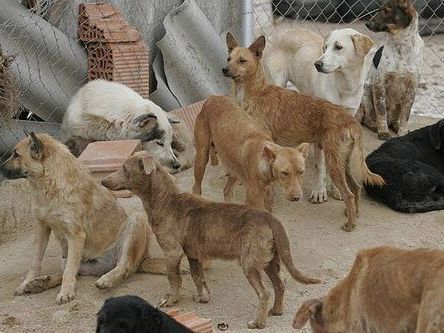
[357,0,424,140]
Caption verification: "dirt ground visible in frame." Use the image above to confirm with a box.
[1,116,443,333]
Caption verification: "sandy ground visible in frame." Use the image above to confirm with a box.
[1,116,444,333]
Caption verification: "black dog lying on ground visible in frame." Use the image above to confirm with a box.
[365,119,444,213]
[96,295,193,333]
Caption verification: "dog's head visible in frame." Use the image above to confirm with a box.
[222,33,266,83]
[429,119,444,151]
[314,29,375,74]
[1,132,52,180]
[366,0,416,33]
[96,295,160,333]
[260,143,309,202]
[135,101,181,172]
[101,151,175,194]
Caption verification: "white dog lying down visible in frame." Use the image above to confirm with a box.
[263,28,375,203]
[61,80,194,173]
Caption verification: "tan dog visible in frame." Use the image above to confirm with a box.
[222,33,385,232]
[293,246,444,332]
[1,133,164,304]
[102,152,320,329]
[193,95,309,212]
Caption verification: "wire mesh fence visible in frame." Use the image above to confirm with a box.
[0,0,238,165]
[0,0,443,167]
[254,0,444,120]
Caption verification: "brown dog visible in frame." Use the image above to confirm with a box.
[193,95,309,211]
[102,152,320,329]
[2,133,164,304]
[222,33,385,232]
[293,246,444,332]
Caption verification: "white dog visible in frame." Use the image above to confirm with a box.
[61,80,188,172]
[263,28,376,203]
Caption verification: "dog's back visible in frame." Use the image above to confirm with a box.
[97,295,193,333]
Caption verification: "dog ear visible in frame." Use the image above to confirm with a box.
[351,34,375,58]
[139,155,156,175]
[293,298,323,329]
[134,114,157,129]
[29,132,44,160]
[429,119,444,150]
[248,36,266,59]
[297,143,310,159]
[262,145,276,162]
[226,32,239,53]
[398,0,412,9]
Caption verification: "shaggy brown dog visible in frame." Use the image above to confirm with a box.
[102,152,320,329]
[2,133,164,304]
[222,33,385,232]
[193,95,309,211]
[293,246,444,332]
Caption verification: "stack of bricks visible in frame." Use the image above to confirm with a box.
[166,309,213,333]
[78,3,149,98]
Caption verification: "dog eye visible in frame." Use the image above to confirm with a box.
[156,141,164,147]
[335,44,343,51]
[227,57,231,62]
[239,58,247,64]
[281,171,289,176]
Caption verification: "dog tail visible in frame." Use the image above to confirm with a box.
[349,127,385,187]
[268,217,321,284]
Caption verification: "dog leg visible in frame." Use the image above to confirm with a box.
[192,116,211,196]
[187,257,210,303]
[372,83,392,140]
[265,256,284,316]
[345,173,362,218]
[57,231,86,304]
[15,222,51,296]
[325,153,356,232]
[159,254,183,307]
[309,146,328,203]
[395,82,415,137]
[223,174,238,203]
[244,268,270,329]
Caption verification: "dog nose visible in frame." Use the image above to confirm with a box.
[171,161,180,170]
[222,67,229,74]
[314,61,323,71]
[365,22,372,30]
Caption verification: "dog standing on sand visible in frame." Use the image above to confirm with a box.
[293,247,444,332]
[193,95,309,212]
[357,0,424,140]
[2,133,164,304]
[102,152,320,329]
[263,28,375,202]
[222,33,385,232]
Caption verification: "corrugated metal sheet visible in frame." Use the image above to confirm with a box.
[153,0,234,109]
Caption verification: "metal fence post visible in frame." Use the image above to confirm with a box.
[240,0,254,46]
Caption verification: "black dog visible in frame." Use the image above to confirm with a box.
[96,295,193,333]
[365,119,444,213]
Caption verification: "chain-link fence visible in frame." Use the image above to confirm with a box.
[0,0,443,167]
[0,0,239,166]
[255,0,444,119]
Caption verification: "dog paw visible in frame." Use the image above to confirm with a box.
[15,276,51,296]
[14,282,30,296]
[341,223,355,232]
[377,132,392,141]
[56,291,76,305]
[268,308,283,316]
[193,289,210,303]
[397,127,409,137]
[158,294,178,307]
[309,188,328,204]
[247,320,266,329]
[94,277,112,290]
